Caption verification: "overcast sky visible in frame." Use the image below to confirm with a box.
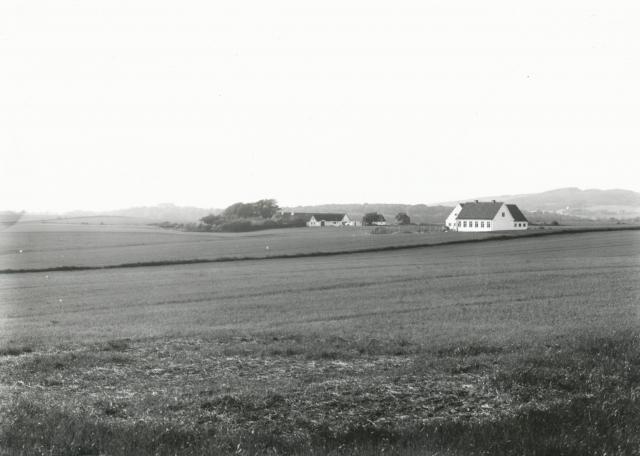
[1,1,639,212]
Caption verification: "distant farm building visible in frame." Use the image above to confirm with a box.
[307,213,352,227]
[279,212,313,223]
[445,201,528,231]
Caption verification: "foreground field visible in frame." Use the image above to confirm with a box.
[1,230,639,455]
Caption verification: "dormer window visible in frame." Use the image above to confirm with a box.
[502,212,505,217]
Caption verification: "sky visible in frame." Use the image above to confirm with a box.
[1,1,639,213]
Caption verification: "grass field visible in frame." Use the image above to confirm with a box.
[1,227,639,455]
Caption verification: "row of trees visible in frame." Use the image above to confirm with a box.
[223,199,280,219]
[199,199,296,232]
[198,200,414,232]
[200,199,281,226]
[362,212,411,226]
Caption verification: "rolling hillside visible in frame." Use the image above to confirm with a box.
[449,188,640,219]
[290,188,640,223]
[7,188,640,226]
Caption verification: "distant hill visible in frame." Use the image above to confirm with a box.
[515,188,640,218]
[106,204,222,223]
[287,188,640,224]
[7,188,639,227]
[0,211,25,229]
[15,204,222,225]
[442,188,640,219]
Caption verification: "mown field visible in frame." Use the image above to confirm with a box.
[0,228,639,455]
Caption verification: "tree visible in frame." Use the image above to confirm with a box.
[255,199,280,218]
[223,202,246,219]
[395,212,410,225]
[362,212,386,226]
[222,199,280,219]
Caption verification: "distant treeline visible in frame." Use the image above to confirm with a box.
[154,199,306,233]
[150,199,638,233]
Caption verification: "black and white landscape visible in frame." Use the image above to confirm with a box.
[1,1,639,455]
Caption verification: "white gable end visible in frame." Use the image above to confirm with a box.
[491,204,515,231]
[445,204,462,229]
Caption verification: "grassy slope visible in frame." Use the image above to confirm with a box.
[0,230,639,455]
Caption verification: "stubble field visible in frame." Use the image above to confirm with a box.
[0,225,639,455]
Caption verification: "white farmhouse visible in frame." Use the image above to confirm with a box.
[307,213,351,227]
[445,200,528,232]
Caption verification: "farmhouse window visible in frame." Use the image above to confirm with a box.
[487,221,491,227]
[481,221,484,227]
[502,212,505,217]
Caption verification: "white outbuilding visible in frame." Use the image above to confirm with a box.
[307,213,351,227]
[445,200,528,232]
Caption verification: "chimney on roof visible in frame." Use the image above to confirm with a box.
[475,200,479,203]
[492,200,496,203]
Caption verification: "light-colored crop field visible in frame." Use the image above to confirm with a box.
[0,229,639,455]
[0,223,492,270]
[2,220,635,271]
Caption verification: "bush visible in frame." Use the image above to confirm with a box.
[362,212,386,226]
[219,220,254,232]
[395,212,411,225]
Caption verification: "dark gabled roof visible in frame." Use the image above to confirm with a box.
[311,213,347,222]
[456,201,503,220]
[283,212,314,220]
[506,204,528,222]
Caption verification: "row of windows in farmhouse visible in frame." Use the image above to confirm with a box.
[456,220,492,228]
[456,221,527,228]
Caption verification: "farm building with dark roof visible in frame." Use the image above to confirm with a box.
[445,201,528,232]
[307,213,352,227]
